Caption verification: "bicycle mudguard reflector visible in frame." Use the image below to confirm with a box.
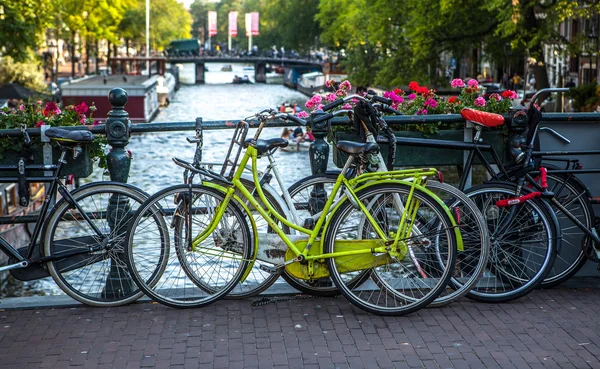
[284,239,389,280]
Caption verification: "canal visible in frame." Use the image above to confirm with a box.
[11,64,334,297]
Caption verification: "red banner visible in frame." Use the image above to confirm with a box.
[245,12,259,36]
[208,11,217,37]
[229,12,238,37]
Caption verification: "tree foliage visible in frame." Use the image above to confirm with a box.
[0,0,52,62]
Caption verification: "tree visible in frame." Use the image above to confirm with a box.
[0,0,52,62]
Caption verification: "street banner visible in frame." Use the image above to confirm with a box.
[208,11,217,37]
[245,12,259,36]
[229,11,238,37]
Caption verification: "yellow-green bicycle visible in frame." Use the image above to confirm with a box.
[125,109,463,315]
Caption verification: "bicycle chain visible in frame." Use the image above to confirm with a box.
[251,294,316,307]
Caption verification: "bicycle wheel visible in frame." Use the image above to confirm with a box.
[44,183,167,307]
[464,182,559,302]
[173,177,288,299]
[286,173,369,296]
[539,172,594,287]
[126,184,252,308]
[424,181,489,307]
[324,183,458,316]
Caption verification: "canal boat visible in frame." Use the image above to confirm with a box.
[296,71,325,96]
[221,65,233,72]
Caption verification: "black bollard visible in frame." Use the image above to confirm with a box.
[103,88,134,299]
[308,110,330,217]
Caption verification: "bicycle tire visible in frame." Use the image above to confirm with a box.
[173,177,289,299]
[285,173,370,296]
[324,183,458,316]
[464,182,559,302]
[44,183,168,307]
[539,171,593,287]
[126,184,253,308]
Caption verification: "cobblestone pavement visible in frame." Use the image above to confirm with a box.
[1,288,600,369]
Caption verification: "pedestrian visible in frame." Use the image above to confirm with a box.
[512,73,522,89]
[501,72,510,89]
[529,75,536,91]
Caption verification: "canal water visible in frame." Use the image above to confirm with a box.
[16,63,334,297]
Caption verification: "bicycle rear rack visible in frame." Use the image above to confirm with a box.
[220,121,249,179]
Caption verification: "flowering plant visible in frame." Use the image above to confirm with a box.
[0,101,107,167]
[303,78,519,136]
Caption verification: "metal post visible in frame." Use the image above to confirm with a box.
[103,88,134,298]
[307,112,329,217]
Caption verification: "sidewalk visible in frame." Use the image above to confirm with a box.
[1,287,600,369]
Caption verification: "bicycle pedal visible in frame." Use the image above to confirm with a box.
[259,264,278,274]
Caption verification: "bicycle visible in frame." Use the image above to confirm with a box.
[1,127,168,306]
[125,107,463,315]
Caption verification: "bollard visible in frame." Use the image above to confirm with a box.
[307,110,330,217]
[103,88,135,298]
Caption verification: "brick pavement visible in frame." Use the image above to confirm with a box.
[1,288,600,369]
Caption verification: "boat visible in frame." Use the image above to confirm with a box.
[156,73,177,106]
[266,72,284,84]
[296,71,325,96]
[221,65,233,71]
[243,66,254,71]
[232,75,253,84]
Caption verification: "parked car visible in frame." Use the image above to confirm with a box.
[481,83,503,100]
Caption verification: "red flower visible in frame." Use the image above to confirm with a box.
[408,81,419,91]
[448,96,459,103]
[501,90,518,99]
[416,86,429,95]
[75,102,88,115]
[42,102,61,117]
[393,88,404,95]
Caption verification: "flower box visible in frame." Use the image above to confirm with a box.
[0,144,93,178]
[332,129,506,168]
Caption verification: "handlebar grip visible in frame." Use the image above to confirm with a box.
[322,99,344,112]
[372,96,393,105]
[312,112,334,124]
[286,114,307,126]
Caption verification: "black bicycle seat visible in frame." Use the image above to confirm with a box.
[243,138,289,155]
[45,128,95,144]
[336,141,379,155]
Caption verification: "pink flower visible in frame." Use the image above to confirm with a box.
[489,93,502,101]
[451,79,465,88]
[305,100,315,109]
[93,120,101,126]
[18,104,24,111]
[310,95,322,105]
[467,79,479,88]
[35,120,45,128]
[424,98,438,108]
[335,89,347,97]
[314,104,323,110]
[339,80,352,90]
[383,91,404,104]
[416,108,428,115]
[325,79,336,88]
[42,102,61,117]
[502,90,518,99]
[36,100,42,105]
[341,103,353,110]
[75,102,88,115]
[297,111,309,118]
[474,97,486,106]
[80,117,87,124]
[407,93,416,100]
[325,93,337,102]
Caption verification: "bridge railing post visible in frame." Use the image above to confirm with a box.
[307,110,330,216]
[102,88,135,298]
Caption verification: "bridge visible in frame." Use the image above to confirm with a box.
[110,56,323,84]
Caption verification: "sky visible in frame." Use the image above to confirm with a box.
[176,0,221,9]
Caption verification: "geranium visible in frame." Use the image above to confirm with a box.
[297,111,309,119]
[501,90,518,99]
[467,79,479,88]
[448,96,459,104]
[474,97,486,106]
[43,102,61,117]
[335,89,347,97]
[408,81,420,91]
[407,93,416,100]
[341,103,353,110]
[75,102,88,115]
[383,91,404,104]
[416,108,428,115]
[339,80,352,90]
[489,93,502,101]
[325,93,337,102]
[416,86,429,95]
[451,79,465,88]
[325,79,336,88]
[424,98,438,108]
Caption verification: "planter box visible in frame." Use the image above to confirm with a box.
[0,144,94,178]
[332,129,506,168]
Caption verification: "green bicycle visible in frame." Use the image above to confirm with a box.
[125,109,463,315]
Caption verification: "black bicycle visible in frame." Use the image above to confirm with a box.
[1,127,168,306]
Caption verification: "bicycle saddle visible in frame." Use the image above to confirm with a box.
[461,108,505,127]
[336,141,379,155]
[45,127,95,144]
[243,137,289,155]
